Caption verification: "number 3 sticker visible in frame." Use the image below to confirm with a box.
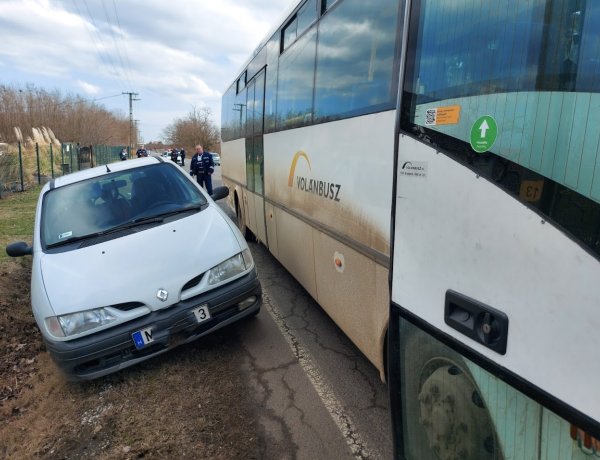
[192,305,211,323]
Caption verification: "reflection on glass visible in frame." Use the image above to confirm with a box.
[277,27,317,129]
[314,0,398,121]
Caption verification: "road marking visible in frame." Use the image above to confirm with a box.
[262,288,373,459]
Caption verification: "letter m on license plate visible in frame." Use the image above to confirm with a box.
[132,327,154,349]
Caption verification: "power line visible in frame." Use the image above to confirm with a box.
[92,93,122,102]
[111,0,136,91]
[73,0,129,92]
[101,0,134,92]
[81,0,125,88]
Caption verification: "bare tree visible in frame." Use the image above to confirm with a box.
[162,106,220,153]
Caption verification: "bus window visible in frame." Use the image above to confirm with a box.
[313,0,398,122]
[277,27,317,128]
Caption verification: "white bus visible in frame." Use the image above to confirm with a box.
[221,0,399,379]
[222,0,600,458]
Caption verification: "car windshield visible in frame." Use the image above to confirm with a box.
[41,163,207,248]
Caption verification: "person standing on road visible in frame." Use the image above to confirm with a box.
[190,145,214,195]
[180,148,185,167]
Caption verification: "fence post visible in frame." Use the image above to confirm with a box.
[36,142,41,184]
[18,142,24,192]
[76,143,81,171]
[50,143,54,178]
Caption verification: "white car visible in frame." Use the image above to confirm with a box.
[209,152,220,166]
[6,157,261,380]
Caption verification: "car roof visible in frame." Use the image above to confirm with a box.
[49,156,162,189]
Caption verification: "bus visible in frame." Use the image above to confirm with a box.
[221,0,600,458]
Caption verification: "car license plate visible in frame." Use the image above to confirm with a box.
[192,305,211,323]
[132,327,154,349]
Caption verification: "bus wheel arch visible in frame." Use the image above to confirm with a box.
[234,190,256,242]
[402,327,503,460]
[234,191,246,235]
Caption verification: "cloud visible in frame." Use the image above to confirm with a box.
[0,0,294,140]
[77,80,101,95]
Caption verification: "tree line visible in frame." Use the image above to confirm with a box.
[0,84,131,146]
[0,84,222,152]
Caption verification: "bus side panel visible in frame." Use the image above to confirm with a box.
[393,134,600,423]
[274,209,318,299]
[265,202,278,258]
[313,230,389,376]
[263,112,395,256]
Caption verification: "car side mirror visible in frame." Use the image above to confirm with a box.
[211,186,229,201]
[6,241,33,257]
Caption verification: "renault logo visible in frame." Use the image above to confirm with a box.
[156,289,168,301]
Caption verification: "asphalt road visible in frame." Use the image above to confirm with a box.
[210,166,394,459]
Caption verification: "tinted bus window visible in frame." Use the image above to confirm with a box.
[402,0,600,257]
[277,27,317,129]
[314,0,399,122]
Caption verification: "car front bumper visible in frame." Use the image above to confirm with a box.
[44,269,262,380]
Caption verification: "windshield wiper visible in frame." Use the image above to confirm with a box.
[46,216,165,249]
[101,216,165,234]
[152,204,206,218]
[45,205,205,249]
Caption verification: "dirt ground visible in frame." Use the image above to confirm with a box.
[0,258,262,459]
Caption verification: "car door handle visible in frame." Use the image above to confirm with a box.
[444,290,509,355]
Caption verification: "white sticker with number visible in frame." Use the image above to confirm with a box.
[192,305,211,323]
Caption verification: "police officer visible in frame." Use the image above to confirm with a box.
[190,145,214,195]
[179,148,185,167]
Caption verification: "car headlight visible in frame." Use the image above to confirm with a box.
[45,307,117,338]
[207,249,254,285]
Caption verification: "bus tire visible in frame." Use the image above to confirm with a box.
[402,327,503,460]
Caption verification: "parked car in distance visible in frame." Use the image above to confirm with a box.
[209,152,220,166]
[6,157,261,380]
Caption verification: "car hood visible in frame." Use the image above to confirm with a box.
[39,206,242,316]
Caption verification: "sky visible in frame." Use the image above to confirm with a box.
[0,0,295,142]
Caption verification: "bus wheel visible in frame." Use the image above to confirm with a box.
[403,330,502,460]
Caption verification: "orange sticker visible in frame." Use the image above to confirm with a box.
[435,105,461,125]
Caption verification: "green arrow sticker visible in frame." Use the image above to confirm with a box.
[470,115,498,153]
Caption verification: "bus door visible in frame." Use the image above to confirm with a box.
[244,69,268,244]
[389,0,600,459]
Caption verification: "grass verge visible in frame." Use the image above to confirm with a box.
[0,187,40,265]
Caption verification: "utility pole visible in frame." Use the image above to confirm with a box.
[134,119,141,145]
[122,92,140,152]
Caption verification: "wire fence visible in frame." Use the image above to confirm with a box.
[0,142,130,197]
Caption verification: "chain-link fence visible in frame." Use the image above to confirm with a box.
[0,142,130,196]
